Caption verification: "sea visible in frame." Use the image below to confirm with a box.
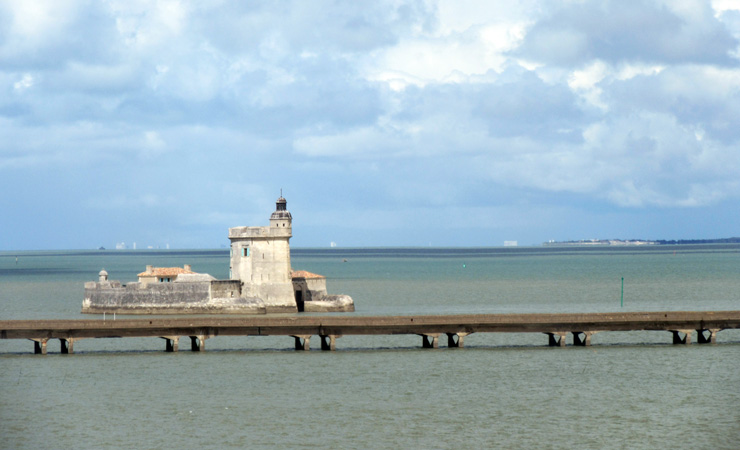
[1,245,739,449]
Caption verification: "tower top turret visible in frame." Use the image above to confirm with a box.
[270,194,292,221]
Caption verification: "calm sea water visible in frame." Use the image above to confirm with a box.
[1,246,739,449]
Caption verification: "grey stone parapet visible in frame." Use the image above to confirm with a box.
[228,226,291,239]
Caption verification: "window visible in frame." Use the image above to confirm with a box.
[243,248,250,257]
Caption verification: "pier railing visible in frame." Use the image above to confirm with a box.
[2,311,739,354]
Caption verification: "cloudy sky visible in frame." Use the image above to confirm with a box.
[2,0,740,249]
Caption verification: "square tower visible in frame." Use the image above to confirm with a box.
[228,196,295,311]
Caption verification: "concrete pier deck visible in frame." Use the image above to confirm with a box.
[2,311,739,354]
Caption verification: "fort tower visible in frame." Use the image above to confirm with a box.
[228,195,295,312]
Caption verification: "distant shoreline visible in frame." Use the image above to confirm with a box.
[544,237,740,246]
[3,239,740,254]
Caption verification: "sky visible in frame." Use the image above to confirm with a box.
[2,0,740,250]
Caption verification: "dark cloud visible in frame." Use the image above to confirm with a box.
[474,69,587,141]
[390,67,587,142]
[513,0,739,66]
[605,67,740,143]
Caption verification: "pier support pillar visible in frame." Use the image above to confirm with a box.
[572,331,596,347]
[697,329,719,344]
[420,334,439,349]
[446,332,470,348]
[163,336,180,352]
[320,335,339,351]
[293,335,311,351]
[190,335,207,352]
[546,332,567,347]
[60,338,75,354]
[671,330,693,345]
[32,339,48,355]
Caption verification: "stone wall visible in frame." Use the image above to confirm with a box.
[82,280,265,314]
[210,280,242,299]
[292,277,354,312]
[292,277,327,302]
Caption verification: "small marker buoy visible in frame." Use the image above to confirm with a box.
[463,264,466,268]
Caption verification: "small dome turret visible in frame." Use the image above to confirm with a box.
[99,269,109,282]
[270,195,292,221]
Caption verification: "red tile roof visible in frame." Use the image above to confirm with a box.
[291,270,325,279]
[138,267,195,277]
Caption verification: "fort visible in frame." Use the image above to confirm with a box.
[82,196,354,315]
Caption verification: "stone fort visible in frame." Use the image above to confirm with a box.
[82,196,354,314]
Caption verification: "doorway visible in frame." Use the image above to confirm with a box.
[295,290,304,312]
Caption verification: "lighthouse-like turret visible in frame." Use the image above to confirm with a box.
[269,195,292,234]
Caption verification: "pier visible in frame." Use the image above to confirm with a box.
[2,311,739,354]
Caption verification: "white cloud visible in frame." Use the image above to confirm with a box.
[365,19,528,87]
[13,73,34,92]
[360,0,534,88]
[567,60,609,110]
[1,1,76,41]
[614,63,665,80]
[110,0,188,48]
[712,0,740,14]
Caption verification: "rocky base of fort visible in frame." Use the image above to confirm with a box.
[303,295,355,312]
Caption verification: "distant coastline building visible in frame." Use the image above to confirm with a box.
[543,239,658,246]
[83,196,354,314]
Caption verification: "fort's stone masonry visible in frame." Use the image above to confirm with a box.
[82,197,354,315]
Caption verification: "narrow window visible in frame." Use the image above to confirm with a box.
[243,248,250,257]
